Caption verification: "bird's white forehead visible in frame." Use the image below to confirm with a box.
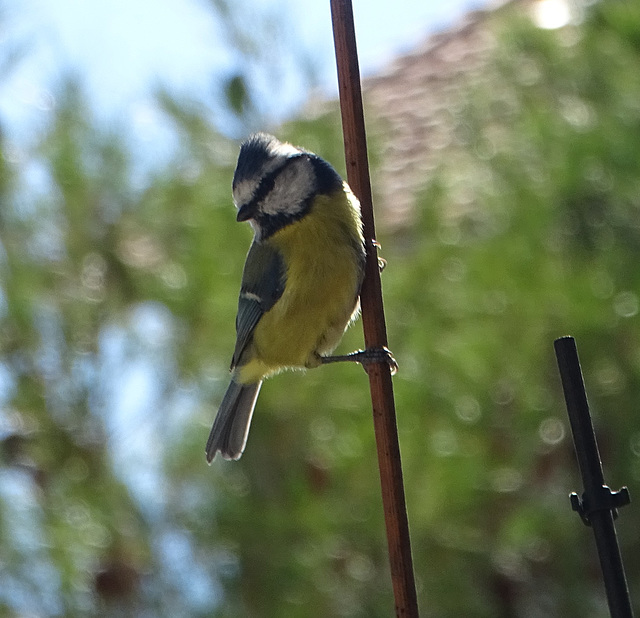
[233,179,257,208]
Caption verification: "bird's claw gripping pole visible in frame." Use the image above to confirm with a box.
[320,347,399,375]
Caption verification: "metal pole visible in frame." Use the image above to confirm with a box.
[554,336,633,618]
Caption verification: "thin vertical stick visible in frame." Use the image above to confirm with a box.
[554,336,634,618]
[331,1,419,616]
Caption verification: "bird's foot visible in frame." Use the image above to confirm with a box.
[320,347,398,376]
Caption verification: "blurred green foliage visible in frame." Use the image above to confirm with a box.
[1,1,640,616]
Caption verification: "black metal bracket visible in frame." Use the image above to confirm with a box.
[555,336,634,618]
[570,485,631,526]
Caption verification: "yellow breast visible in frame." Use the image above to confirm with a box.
[238,187,364,382]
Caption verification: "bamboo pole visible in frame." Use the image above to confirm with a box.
[330,1,419,615]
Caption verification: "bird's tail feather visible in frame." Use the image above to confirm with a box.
[206,380,262,462]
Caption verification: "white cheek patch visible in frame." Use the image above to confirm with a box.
[261,158,315,217]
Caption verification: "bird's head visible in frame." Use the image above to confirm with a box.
[232,133,342,239]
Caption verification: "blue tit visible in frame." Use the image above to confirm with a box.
[206,133,367,462]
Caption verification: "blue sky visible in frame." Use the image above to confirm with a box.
[2,0,487,142]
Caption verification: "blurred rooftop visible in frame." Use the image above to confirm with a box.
[362,0,568,225]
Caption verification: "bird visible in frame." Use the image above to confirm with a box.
[206,133,393,462]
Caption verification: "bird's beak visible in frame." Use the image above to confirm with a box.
[236,202,256,222]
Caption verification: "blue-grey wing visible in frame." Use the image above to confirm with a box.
[231,240,286,369]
